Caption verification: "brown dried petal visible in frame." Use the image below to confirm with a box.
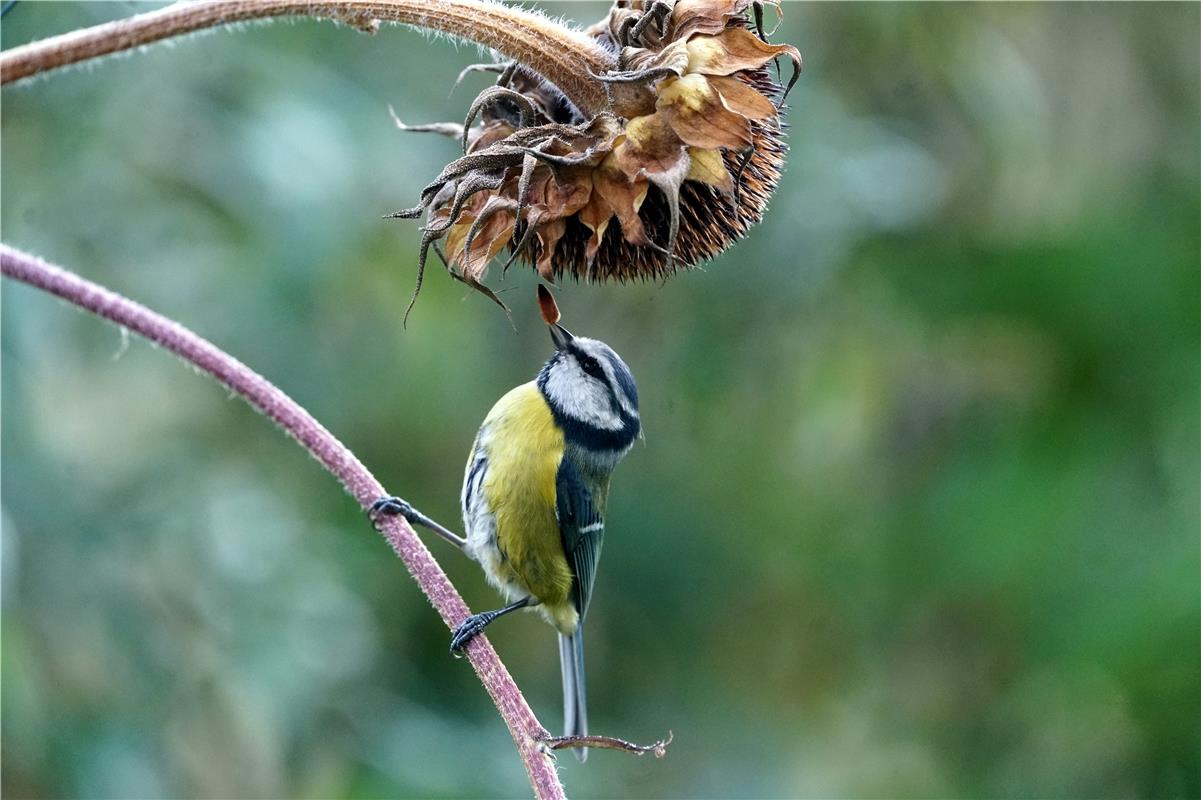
[443,192,490,255]
[686,27,796,76]
[708,75,777,121]
[593,156,651,246]
[539,169,593,219]
[621,40,689,75]
[671,0,751,40]
[469,120,518,152]
[581,112,626,142]
[443,217,473,266]
[685,146,734,195]
[611,114,691,255]
[460,201,516,279]
[534,218,568,280]
[518,165,593,280]
[576,189,614,266]
[537,284,561,325]
[607,81,659,119]
[656,74,753,150]
[613,113,690,177]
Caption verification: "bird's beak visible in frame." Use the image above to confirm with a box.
[549,323,573,351]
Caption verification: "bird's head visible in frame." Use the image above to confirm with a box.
[535,287,640,456]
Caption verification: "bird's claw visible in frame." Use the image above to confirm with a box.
[450,613,491,655]
[368,496,414,528]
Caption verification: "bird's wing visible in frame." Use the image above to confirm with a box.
[460,440,488,523]
[555,457,604,619]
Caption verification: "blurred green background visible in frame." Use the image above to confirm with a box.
[2,2,1198,798]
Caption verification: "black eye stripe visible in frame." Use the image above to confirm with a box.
[602,351,639,410]
[565,343,639,410]
[569,348,622,416]
[537,343,641,451]
[567,343,604,378]
[581,356,604,377]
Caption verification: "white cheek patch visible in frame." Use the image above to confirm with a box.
[544,363,625,430]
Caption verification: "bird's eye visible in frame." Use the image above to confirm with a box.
[579,356,604,379]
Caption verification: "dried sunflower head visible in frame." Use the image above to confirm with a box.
[391,0,801,318]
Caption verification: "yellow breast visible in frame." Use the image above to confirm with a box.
[478,382,575,615]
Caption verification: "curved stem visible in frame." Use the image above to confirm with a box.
[0,243,566,800]
[0,0,617,114]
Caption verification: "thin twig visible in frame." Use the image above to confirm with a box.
[0,243,566,800]
[544,731,674,759]
[0,0,617,114]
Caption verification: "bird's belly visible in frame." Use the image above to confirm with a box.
[464,506,569,605]
[461,383,575,617]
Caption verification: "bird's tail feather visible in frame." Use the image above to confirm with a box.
[558,630,588,763]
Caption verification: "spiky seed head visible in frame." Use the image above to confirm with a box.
[392,0,801,317]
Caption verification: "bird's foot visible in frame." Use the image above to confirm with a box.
[368,495,415,528]
[367,495,468,550]
[450,612,494,656]
[447,597,532,657]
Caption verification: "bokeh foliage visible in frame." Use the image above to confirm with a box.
[2,2,1198,798]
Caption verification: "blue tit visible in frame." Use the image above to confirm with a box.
[371,286,640,761]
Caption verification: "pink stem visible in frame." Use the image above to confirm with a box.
[0,243,564,800]
[0,0,616,115]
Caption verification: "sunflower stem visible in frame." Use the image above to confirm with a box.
[0,0,617,114]
[0,243,567,800]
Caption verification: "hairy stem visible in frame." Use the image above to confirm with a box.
[0,243,566,800]
[0,0,617,114]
